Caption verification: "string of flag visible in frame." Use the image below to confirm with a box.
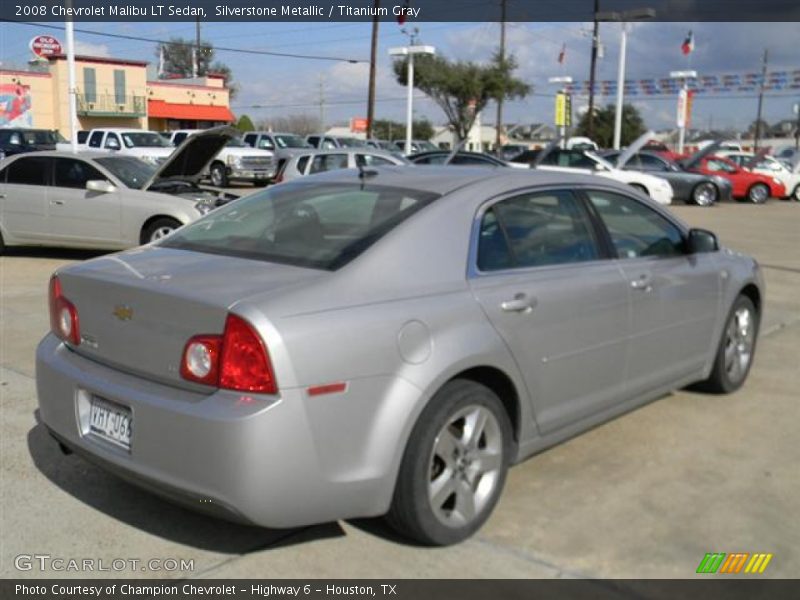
[562,70,800,97]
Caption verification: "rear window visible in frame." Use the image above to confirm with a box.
[161,182,439,270]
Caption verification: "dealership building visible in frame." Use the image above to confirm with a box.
[0,52,235,134]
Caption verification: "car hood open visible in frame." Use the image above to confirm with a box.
[143,126,236,190]
[679,140,722,170]
[615,130,656,169]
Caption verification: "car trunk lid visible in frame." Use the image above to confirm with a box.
[57,247,325,391]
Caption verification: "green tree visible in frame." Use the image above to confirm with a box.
[372,118,434,141]
[157,38,238,99]
[392,52,529,143]
[574,103,646,148]
[236,114,255,132]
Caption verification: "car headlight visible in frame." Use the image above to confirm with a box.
[226,155,242,167]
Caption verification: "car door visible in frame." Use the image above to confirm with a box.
[468,188,631,434]
[47,157,122,244]
[584,189,720,395]
[0,155,51,243]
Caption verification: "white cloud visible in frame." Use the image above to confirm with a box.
[74,41,111,57]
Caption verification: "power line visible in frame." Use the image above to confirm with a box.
[1,19,368,63]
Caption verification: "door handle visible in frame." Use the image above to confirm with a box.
[50,200,64,206]
[500,293,537,313]
[0,194,5,199]
[630,274,653,291]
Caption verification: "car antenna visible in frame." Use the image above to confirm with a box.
[444,139,467,165]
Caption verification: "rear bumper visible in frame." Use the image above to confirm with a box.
[36,334,416,528]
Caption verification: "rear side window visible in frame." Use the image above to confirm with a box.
[162,182,439,270]
[309,154,348,174]
[88,131,103,148]
[53,158,107,189]
[356,154,396,167]
[6,156,49,185]
[477,190,599,271]
[587,190,685,259]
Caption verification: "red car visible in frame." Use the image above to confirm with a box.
[686,155,785,204]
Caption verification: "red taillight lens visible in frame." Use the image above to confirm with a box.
[180,314,277,394]
[180,335,221,386]
[49,276,80,345]
[220,314,277,394]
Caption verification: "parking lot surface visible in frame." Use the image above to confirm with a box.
[1,198,798,579]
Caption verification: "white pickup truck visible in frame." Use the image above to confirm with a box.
[167,129,276,186]
[74,128,175,165]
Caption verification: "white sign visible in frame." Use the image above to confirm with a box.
[676,88,688,128]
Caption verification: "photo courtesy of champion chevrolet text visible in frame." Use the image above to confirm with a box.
[1,0,799,598]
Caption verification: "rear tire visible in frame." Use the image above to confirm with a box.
[691,182,718,207]
[209,162,228,187]
[141,217,182,245]
[747,183,769,204]
[386,379,512,546]
[695,295,759,394]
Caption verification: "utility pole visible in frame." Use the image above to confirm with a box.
[587,0,600,140]
[65,0,78,152]
[754,48,768,151]
[366,0,380,139]
[494,0,506,151]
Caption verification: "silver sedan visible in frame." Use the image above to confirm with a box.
[36,167,763,545]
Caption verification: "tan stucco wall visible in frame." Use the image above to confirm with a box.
[148,80,229,106]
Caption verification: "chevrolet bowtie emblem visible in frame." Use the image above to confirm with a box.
[113,305,133,321]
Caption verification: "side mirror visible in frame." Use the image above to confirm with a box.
[687,228,719,254]
[86,180,116,194]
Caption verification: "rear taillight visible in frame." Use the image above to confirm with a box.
[180,314,277,394]
[49,276,80,345]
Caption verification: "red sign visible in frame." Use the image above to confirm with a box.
[350,117,368,133]
[30,36,63,60]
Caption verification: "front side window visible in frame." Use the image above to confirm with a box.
[121,132,170,148]
[637,154,668,171]
[54,158,107,189]
[161,182,439,270]
[356,154,396,167]
[587,190,685,259]
[704,158,736,173]
[477,190,600,271]
[6,156,49,186]
[105,134,121,150]
[88,131,103,148]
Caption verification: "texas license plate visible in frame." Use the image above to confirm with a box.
[89,397,132,450]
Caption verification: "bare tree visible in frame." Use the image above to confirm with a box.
[256,114,322,136]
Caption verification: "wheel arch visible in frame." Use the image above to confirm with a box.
[739,282,762,315]
[139,214,183,245]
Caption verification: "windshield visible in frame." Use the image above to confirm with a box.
[161,182,439,270]
[586,152,615,170]
[337,138,367,148]
[275,134,310,148]
[95,156,157,189]
[226,137,247,147]
[122,132,170,148]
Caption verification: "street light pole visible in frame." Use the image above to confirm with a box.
[670,69,697,155]
[65,0,79,153]
[612,22,628,150]
[586,0,600,140]
[389,35,435,155]
[366,0,380,140]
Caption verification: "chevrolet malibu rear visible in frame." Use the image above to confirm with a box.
[37,167,762,546]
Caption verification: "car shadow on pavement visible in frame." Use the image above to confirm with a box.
[26,418,345,554]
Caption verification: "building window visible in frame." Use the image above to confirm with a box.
[113,70,126,104]
[83,68,96,103]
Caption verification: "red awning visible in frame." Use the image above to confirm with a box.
[148,99,234,122]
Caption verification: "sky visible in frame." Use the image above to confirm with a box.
[1,20,798,133]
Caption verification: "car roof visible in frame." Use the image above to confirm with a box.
[90,128,157,133]
[288,164,628,196]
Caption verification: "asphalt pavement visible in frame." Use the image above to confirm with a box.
[1,198,798,579]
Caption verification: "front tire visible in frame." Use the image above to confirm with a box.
[747,183,769,204]
[691,182,718,207]
[141,217,182,245]
[209,162,228,187]
[695,295,759,394]
[386,379,512,546]
[792,185,800,202]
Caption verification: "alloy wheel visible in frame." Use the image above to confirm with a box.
[693,182,717,206]
[748,184,769,204]
[723,306,755,386]
[149,226,176,242]
[427,405,503,528]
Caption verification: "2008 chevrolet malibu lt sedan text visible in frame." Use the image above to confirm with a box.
[36,166,763,545]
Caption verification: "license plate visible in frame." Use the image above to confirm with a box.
[89,397,132,450]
